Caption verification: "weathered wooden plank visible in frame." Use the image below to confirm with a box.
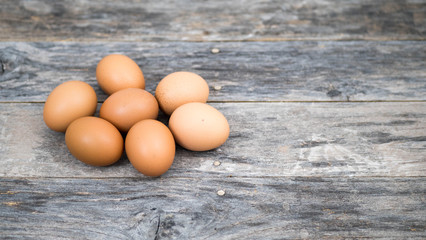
[0,177,424,239]
[0,0,425,41]
[1,102,425,178]
[1,41,425,102]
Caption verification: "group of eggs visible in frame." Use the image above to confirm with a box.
[43,54,229,177]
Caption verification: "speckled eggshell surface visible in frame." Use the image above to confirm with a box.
[96,54,145,95]
[65,116,124,167]
[169,102,229,151]
[155,71,209,115]
[125,119,175,177]
[100,88,159,132]
[43,80,97,132]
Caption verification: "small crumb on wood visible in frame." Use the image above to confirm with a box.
[213,161,221,166]
[282,203,290,211]
[213,85,222,91]
[217,190,225,196]
[278,146,289,153]
[211,48,220,54]
[300,229,309,238]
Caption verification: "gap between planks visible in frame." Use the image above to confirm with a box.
[0,100,425,104]
[2,37,426,43]
[2,175,426,180]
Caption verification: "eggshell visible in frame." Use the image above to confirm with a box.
[43,80,97,132]
[100,88,159,132]
[169,102,229,151]
[125,119,175,177]
[65,116,123,166]
[96,54,145,95]
[155,71,209,115]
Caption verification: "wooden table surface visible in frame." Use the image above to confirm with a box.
[1,0,425,239]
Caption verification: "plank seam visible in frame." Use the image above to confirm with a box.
[1,38,426,43]
[1,176,425,180]
[0,100,425,104]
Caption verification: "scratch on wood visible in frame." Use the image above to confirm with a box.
[0,191,16,195]
[75,192,90,195]
[3,201,20,206]
[323,208,335,215]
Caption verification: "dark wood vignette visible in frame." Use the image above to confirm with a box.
[1,177,425,239]
[0,0,425,41]
[1,0,425,239]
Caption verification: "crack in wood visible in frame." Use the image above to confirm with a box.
[154,214,160,240]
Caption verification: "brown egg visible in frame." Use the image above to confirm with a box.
[125,119,175,177]
[99,88,159,132]
[155,71,209,115]
[65,116,123,166]
[169,102,229,151]
[43,81,97,132]
[96,54,145,95]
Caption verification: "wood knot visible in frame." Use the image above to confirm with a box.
[0,47,28,81]
[0,47,26,72]
[327,84,342,98]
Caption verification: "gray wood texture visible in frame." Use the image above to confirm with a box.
[1,41,425,102]
[1,177,425,239]
[1,102,425,178]
[1,0,426,239]
[1,0,425,41]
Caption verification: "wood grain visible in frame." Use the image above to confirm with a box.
[1,41,425,102]
[1,0,425,41]
[1,102,424,178]
[1,177,425,239]
[1,0,425,239]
